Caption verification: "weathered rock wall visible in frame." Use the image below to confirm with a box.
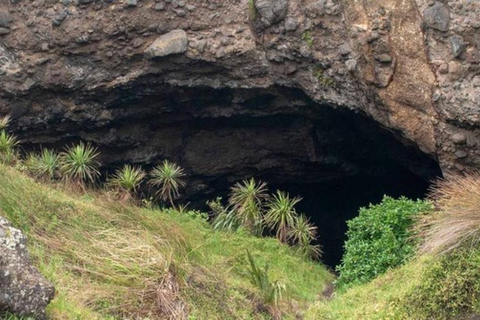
[0,0,478,175]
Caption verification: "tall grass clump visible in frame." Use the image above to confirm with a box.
[107,165,146,201]
[208,197,241,232]
[60,142,100,188]
[24,149,59,181]
[419,172,480,254]
[246,250,286,308]
[229,178,268,235]
[265,191,301,243]
[149,160,186,207]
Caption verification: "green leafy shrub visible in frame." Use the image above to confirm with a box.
[336,196,432,289]
[402,248,480,319]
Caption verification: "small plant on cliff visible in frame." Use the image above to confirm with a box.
[149,160,186,208]
[0,115,11,130]
[418,172,480,254]
[229,178,268,236]
[302,30,314,48]
[0,130,19,165]
[208,197,241,232]
[24,149,60,181]
[336,196,432,289]
[108,165,146,202]
[60,142,100,188]
[265,190,302,243]
[248,0,258,21]
[246,250,286,307]
[288,214,322,260]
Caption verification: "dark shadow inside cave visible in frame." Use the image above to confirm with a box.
[12,84,443,269]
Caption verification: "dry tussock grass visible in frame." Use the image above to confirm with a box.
[418,171,480,253]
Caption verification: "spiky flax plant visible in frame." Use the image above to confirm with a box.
[229,178,268,235]
[264,190,302,243]
[0,129,19,164]
[108,165,146,201]
[0,115,11,130]
[418,172,480,253]
[60,142,100,187]
[288,214,322,259]
[26,149,60,181]
[149,160,186,207]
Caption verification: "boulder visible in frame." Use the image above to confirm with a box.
[254,0,289,28]
[0,216,55,319]
[144,29,188,58]
[423,2,450,32]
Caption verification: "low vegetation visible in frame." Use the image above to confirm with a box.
[4,112,480,319]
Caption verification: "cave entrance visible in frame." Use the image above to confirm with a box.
[12,85,442,268]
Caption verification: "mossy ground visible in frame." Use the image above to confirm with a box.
[0,164,332,319]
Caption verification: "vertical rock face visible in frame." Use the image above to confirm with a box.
[0,217,55,319]
[0,0,478,174]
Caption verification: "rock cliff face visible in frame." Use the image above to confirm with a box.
[0,0,477,184]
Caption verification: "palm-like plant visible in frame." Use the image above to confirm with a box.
[288,214,322,259]
[229,178,268,235]
[108,165,146,200]
[60,142,100,187]
[0,130,19,164]
[25,149,59,181]
[264,190,302,243]
[149,160,186,207]
[0,115,11,130]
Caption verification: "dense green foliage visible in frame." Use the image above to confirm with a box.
[336,196,432,289]
[60,142,100,186]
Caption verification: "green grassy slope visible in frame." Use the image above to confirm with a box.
[0,164,332,319]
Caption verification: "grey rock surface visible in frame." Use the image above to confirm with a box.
[0,216,55,319]
[144,29,188,58]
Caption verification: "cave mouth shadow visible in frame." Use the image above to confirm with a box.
[272,167,434,269]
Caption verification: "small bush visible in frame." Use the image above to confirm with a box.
[288,214,322,260]
[0,114,11,130]
[265,190,301,243]
[418,172,480,253]
[336,196,432,289]
[402,248,480,319]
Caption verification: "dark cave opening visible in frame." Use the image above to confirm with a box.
[11,84,443,269]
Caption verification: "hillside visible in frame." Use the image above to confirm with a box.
[0,164,332,319]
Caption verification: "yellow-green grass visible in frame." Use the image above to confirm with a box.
[304,256,430,320]
[0,164,332,319]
